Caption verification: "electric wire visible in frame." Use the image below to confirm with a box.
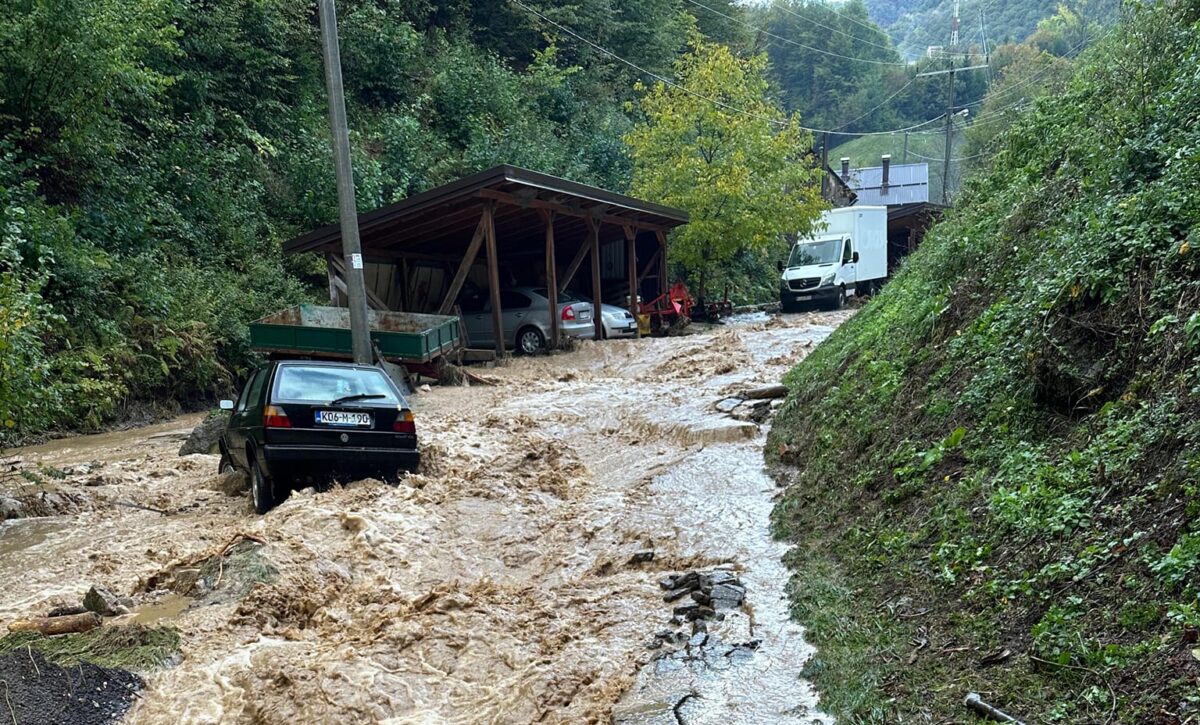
[509,0,954,137]
[764,0,896,52]
[681,0,909,66]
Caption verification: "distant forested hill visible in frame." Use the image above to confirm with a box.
[862,0,1117,57]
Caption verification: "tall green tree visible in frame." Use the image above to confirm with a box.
[626,37,825,298]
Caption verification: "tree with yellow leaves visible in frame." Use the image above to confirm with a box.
[626,36,826,300]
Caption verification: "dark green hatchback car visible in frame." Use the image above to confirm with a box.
[218,360,420,513]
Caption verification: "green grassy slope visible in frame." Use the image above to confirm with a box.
[768,3,1200,722]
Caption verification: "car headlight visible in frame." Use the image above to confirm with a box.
[821,272,836,286]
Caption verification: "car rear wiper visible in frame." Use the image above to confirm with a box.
[329,393,387,406]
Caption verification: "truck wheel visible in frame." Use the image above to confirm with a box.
[516,326,546,355]
[250,457,277,515]
[830,287,846,311]
[780,298,795,314]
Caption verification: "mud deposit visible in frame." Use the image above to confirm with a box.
[0,649,142,724]
[0,310,850,724]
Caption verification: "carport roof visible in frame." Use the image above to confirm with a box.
[282,165,689,258]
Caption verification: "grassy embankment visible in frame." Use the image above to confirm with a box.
[768,3,1200,722]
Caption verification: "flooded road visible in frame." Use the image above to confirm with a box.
[0,310,849,724]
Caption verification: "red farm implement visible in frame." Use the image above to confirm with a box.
[639,281,733,334]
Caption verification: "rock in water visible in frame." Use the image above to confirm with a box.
[709,582,746,609]
[83,585,122,616]
[179,410,230,456]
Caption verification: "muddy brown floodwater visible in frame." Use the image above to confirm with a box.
[0,310,850,724]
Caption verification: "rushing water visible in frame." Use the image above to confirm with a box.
[611,441,833,723]
[0,311,850,723]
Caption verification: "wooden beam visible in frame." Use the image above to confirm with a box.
[560,235,591,293]
[656,230,669,299]
[328,255,390,311]
[479,188,676,232]
[542,209,559,350]
[437,214,488,315]
[483,201,505,356]
[331,274,386,312]
[637,246,662,287]
[589,216,604,341]
[625,226,639,323]
[325,253,339,306]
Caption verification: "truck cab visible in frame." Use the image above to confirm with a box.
[778,236,858,311]
[779,206,888,312]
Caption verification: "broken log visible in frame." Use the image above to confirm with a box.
[8,611,102,635]
[742,384,789,400]
[963,692,1026,725]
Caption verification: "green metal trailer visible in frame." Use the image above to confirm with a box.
[249,305,461,368]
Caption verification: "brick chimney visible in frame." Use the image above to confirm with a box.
[881,154,891,195]
[840,157,850,182]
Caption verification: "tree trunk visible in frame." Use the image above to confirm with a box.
[8,611,102,635]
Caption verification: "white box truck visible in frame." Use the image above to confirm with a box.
[778,206,888,312]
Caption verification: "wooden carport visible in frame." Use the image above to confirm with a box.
[283,165,688,356]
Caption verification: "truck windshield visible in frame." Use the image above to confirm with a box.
[273,366,399,405]
[788,239,840,267]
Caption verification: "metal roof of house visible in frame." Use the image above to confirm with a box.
[847,162,930,207]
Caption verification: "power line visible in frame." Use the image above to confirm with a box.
[831,77,918,131]
[765,1,896,52]
[681,0,909,66]
[508,0,953,138]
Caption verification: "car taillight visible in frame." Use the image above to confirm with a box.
[263,405,291,428]
[562,304,576,321]
[393,410,416,434]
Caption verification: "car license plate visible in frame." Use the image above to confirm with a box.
[625,321,637,330]
[795,295,813,302]
[316,410,373,427]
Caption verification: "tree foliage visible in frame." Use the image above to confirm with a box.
[0,0,718,444]
[626,38,825,299]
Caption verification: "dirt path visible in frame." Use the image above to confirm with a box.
[0,310,849,724]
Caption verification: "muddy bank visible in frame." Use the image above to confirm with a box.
[0,310,850,723]
[0,649,143,725]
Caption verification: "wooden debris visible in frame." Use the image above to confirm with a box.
[8,612,102,636]
[742,384,789,400]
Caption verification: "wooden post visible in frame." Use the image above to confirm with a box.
[483,201,505,356]
[325,253,339,306]
[589,216,603,340]
[624,226,638,322]
[438,214,488,315]
[655,230,669,299]
[399,257,410,311]
[542,210,559,349]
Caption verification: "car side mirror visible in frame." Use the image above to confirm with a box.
[219,400,235,411]
[776,260,784,272]
[852,251,860,264]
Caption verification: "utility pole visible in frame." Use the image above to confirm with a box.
[902,132,909,164]
[820,131,830,199]
[942,58,956,206]
[318,0,372,365]
[917,0,986,207]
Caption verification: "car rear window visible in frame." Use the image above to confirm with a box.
[272,366,399,404]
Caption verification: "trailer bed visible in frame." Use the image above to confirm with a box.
[249,305,461,364]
